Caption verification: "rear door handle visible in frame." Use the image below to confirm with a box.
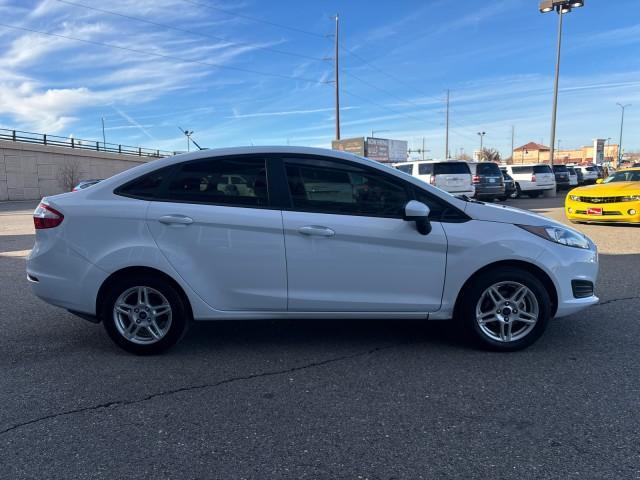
[159,215,194,225]
[298,226,335,237]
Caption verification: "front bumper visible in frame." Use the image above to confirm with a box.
[565,200,640,223]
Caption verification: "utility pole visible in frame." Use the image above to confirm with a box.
[334,14,340,141]
[617,103,631,166]
[511,125,515,161]
[445,89,450,159]
[422,137,425,161]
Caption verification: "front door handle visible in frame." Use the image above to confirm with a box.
[159,215,194,225]
[298,226,335,237]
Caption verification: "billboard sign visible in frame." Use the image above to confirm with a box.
[366,137,390,163]
[388,139,408,163]
[331,137,365,156]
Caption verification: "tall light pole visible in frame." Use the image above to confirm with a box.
[477,131,486,161]
[617,103,631,166]
[539,0,585,166]
[334,14,340,141]
[371,129,390,138]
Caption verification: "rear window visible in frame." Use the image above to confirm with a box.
[434,162,470,175]
[395,164,413,174]
[533,165,552,174]
[585,166,597,172]
[418,163,433,175]
[552,165,568,172]
[474,163,501,175]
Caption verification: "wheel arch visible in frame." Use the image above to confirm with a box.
[453,260,558,318]
[96,266,194,321]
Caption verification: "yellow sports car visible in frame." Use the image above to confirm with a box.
[565,167,640,224]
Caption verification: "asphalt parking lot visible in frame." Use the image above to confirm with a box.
[1,197,639,479]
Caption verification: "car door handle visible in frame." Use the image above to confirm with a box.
[158,215,194,225]
[298,226,335,237]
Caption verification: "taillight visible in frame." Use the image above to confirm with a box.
[531,174,537,182]
[33,202,64,229]
[430,175,436,186]
[472,175,480,184]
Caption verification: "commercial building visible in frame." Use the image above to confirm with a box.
[511,141,619,165]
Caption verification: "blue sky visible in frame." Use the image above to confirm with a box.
[0,0,638,158]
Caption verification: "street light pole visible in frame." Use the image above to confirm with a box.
[477,131,486,161]
[540,1,585,166]
[617,103,631,166]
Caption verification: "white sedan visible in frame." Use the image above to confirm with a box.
[27,147,599,354]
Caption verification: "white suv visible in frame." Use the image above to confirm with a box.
[505,164,556,198]
[571,165,599,185]
[28,147,597,354]
[393,160,474,197]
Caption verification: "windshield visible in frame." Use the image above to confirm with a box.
[604,170,640,183]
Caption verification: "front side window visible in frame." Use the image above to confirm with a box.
[163,157,268,206]
[285,158,409,217]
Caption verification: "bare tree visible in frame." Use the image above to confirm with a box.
[57,158,82,192]
[480,148,501,163]
[458,152,472,161]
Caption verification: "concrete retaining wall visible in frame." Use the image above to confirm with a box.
[0,140,161,201]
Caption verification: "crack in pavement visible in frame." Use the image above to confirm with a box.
[0,343,399,436]
[595,296,640,307]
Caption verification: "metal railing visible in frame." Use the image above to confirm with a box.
[0,128,178,158]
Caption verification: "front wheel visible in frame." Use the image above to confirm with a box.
[457,267,551,351]
[101,274,189,355]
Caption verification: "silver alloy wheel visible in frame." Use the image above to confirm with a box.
[113,286,172,345]
[475,281,539,343]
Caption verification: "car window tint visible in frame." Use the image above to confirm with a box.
[512,166,533,174]
[434,163,470,175]
[162,157,268,206]
[395,164,413,174]
[116,165,174,199]
[552,165,568,172]
[533,165,552,174]
[285,158,409,218]
[474,163,501,175]
[418,163,433,175]
[605,171,640,183]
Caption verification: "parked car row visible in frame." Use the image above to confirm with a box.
[393,160,612,201]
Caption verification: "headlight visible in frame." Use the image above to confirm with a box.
[518,224,591,250]
[620,195,640,202]
[569,195,581,201]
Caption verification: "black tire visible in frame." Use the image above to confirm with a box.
[457,267,551,352]
[515,183,522,198]
[528,191,541,198]
[101,274,189,355]
[498,195,508,202]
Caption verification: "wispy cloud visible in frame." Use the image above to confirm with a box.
[227,106,357,119]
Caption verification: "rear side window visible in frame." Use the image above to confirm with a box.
[585,166,597,172]
[116,165,173,200]
[418,163,433,175]
[163,157,268,206]
[395,164,414,174]
[511,166,533,174]
[434,162,470,175]
[474,163,501,175]
[533,165,552,174]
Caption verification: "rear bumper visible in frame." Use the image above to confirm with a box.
[474,185,505,197]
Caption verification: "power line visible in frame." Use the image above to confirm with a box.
[178,0,327,39]
[55,0,327,62]
[0,22,328,85]
[340,88,426,125]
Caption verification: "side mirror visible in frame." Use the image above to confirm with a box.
[595,178,604,184]
[404,200,432,235]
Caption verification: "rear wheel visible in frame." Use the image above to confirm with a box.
[457,267,551,351]
[101,274,189,355]
[515,183,522,198]
[528,191,541,198]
